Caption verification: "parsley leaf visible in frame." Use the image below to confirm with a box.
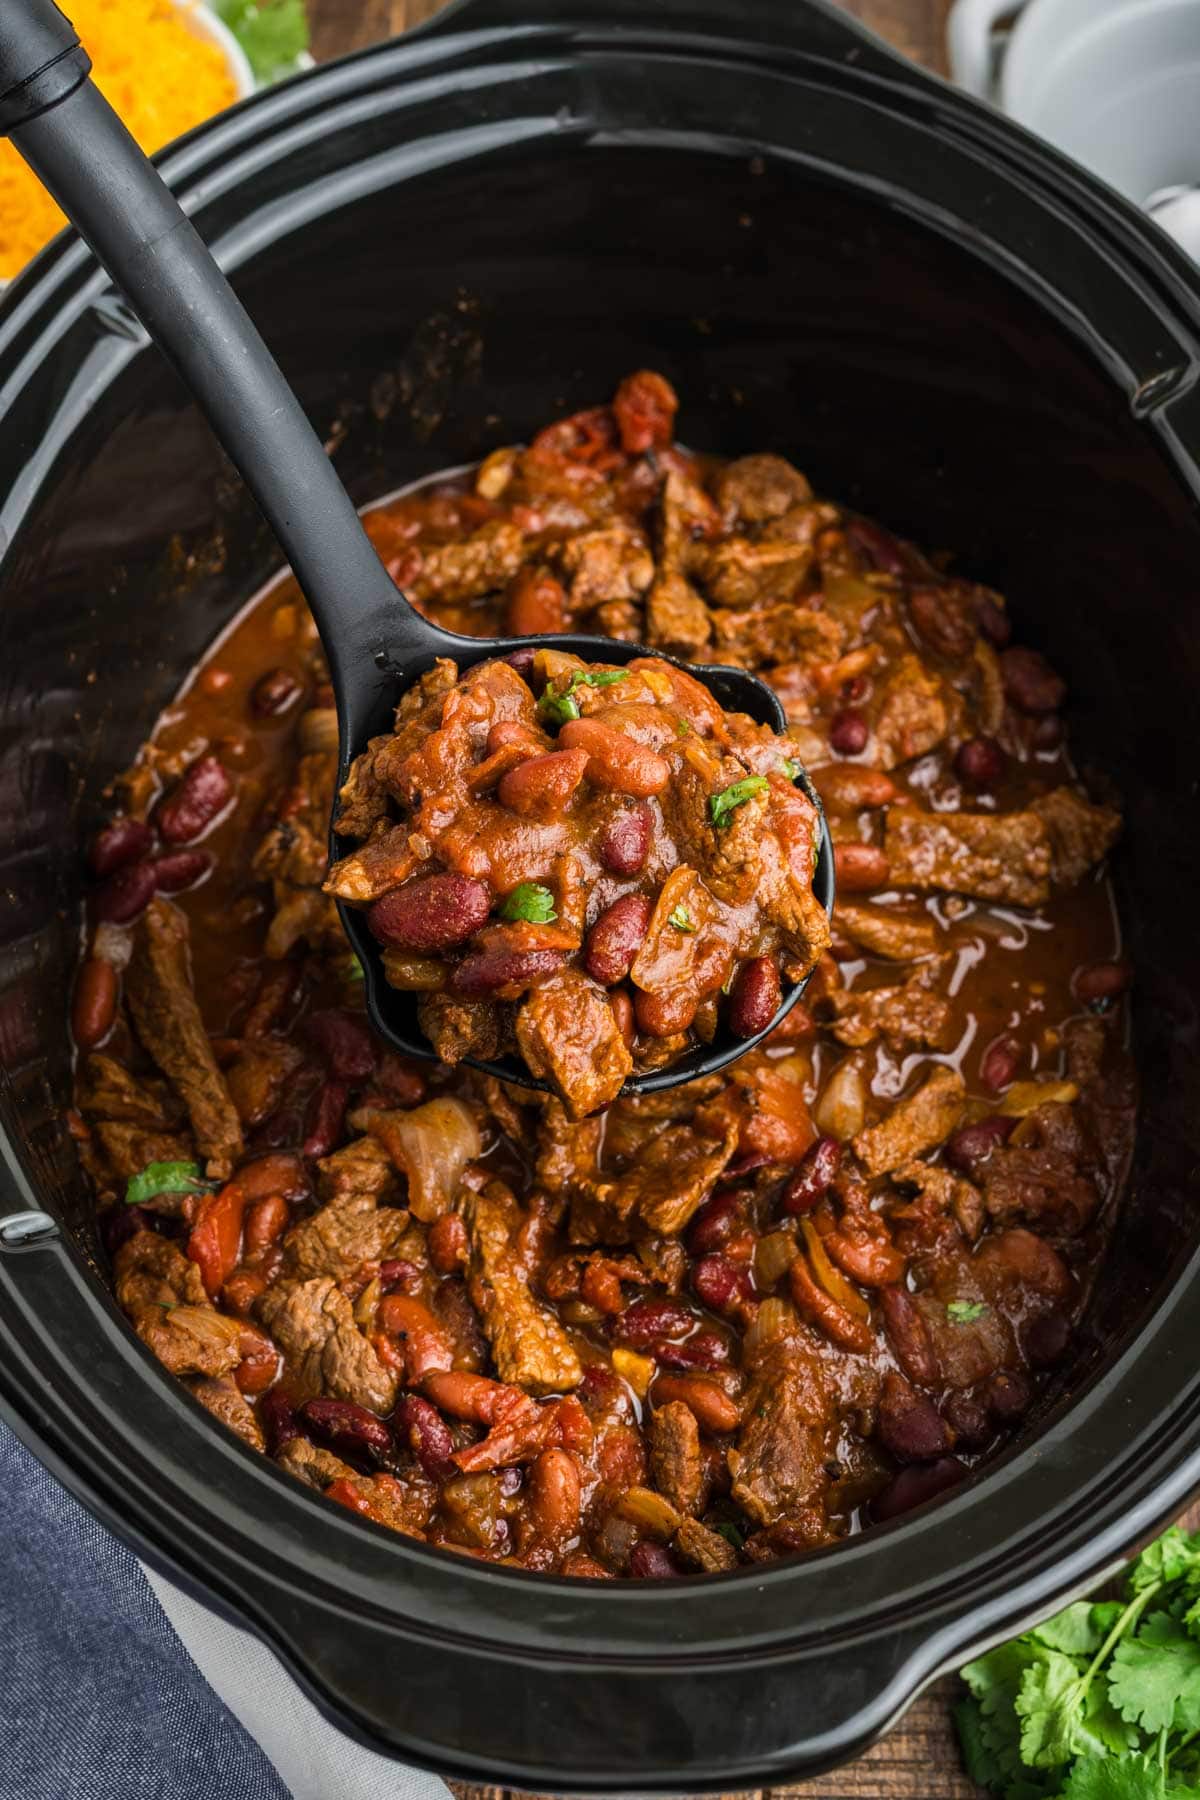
[537,667,626,726]
[947,1300,987,1324]
[668,905,695,933]
[709,774,769,829]
[214,0,310,85]
[124,1161,212,1208]
[500,882,557,925]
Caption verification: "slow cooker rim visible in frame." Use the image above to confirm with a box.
[3,2,1200,1783]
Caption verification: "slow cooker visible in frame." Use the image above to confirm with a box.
[2,0,1200,1787]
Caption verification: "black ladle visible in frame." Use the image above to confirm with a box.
[1,3,834,1097]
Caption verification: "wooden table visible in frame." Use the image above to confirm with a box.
[298,3,1181,1795]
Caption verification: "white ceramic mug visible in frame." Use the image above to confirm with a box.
[947,0,1200,260]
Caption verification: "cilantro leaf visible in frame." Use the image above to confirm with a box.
[676,717,691,737]
[1109,1624,1200,1736]
[1060,1754,1169,1800]
[1032,1603,1108,1659]
[500,882,557,925]
[124,1161,212,1208]
[709,774,769,829]
[537,667,626,726]
[783,757,804,781]
[668,905,695,933]
[712,1521,744,1550]
[214,0,310,85]
[947,1300,987,1324]
[960,1641,1045,1789]
[1016,1648,1087,1768]
[1130,1530,1200,1593]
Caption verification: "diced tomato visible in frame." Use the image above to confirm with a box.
[612,370,678,454]
[187,1182,247,1299]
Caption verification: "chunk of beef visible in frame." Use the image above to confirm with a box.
[280,1192,412,1282]
[1030,786,1122,889]
[114,1229,208,1313]
[189,1375,265,1451]
[535,1101,603,1198]
[572,1122,737,1245]
[515,969,633,1119]
[673,1517,738,1572]
[316,1137,399,1206]
[728,1327,831,1528]
[91,1122,194,1185]
[884,808,1053,907]
[710,604,843,669]
[333,733,392,838]
[550,525,654,611]
[324,825,423,903]
[890,1158,985,1244]
[872,653,950,769]
[820,959,952,1052]
[417,991,501,1065]
[276,1435,356,1491]
[648,1400,703,1515]
[852,1068,967,1176]
[257,1277,397,1413]
[136,1304,245,1379]
[714,453,813,526]
[379,658,536,812]
[125,899,243,1177]
[835,902,940,962]
[461,1179,582,1395]
[645,568,712,657]
[601,1074,726,1163]
[76,1055,182,1129]
[981,1102,1100,1234]
[253,751,340,958]
[405,519,527,604]
[223,1038,305,1128]
[696,537,814,608]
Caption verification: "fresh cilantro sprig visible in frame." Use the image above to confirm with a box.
[956,1524,1200,1799]
[947,1300,987,1324]
[500,882,557,925]
[537,668,626,726]
[124,1161,214,1208]
[668,905,695,934]
[709,774,768,830]
[214,0,310,85]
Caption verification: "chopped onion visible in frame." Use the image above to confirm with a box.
[742,1296,798,1360]
[814,1057,866,1140]
[615,1485,682,1540]
[799,1218,871,1321]
[368,1096,481,1222]
[754,1227,798,1291]
[999,1079,1079,1119]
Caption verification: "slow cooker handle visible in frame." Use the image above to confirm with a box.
[422,0,918,83]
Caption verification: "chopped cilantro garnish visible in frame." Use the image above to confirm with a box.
[124,1161,213,1208]
[500,882,557,925]
[214,0,310,85]
[946,1300,987,1324]
[709,774,769,829]
[668,905,695,933]
[783,757,803,781]
[537,667,626,727]
[713,1521,745,1551]
[676,717,692,737]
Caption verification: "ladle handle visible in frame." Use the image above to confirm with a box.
[0,1,424,747]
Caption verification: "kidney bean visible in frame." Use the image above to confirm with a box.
[610,989,636,1052]
[497,746,590,816]
[224,1268,269,1317]
[829,708,869,756]
[557,718,670,796]
[367,873,491,953]
[506,568,567,636]
[845,517,908,576]
[301,1397,392,1467]
[1023,1308,1070,1369]
[832,843,890,893]
[303,1008,377,1083]
[942,1392,992,1449]
[651,1373,740,1435]
[583,894,653,987]
[789,1256,875,1355]
[155,754,233,843]
[980,1034,1020,1093]
[781,1136,842,1216]
[944,1115,1016,1175]
[428,1212,469,1274]
[372,1054,428,1109]
[1073,959,1132,1006]
[238,1152,309,1203]
[151,849,213,895]
[727,956,782,1038]
[597,802,652,875]
[814,766,900,811]
[879,1286,939,1387]
[629,1540,682,1578]
[450,947,565,1000]
[878,1372,952,1463]
[634,986,698,1038]
[528,1447,582,1536]
[974,592,1012,647]
[72,956,118,1049]
[251,667,303,717]
[394,1394,456,1481]
[611,1298,696,1347]
[504,647,537,681]
[243,1192,290,1256]
[955,734,1007,790]
[260,1388,301,1456]
[652,1331,730,1373]
[909,588,975,661]
[870,1456,967,1523]
[377,1294,454,1383]
[1000,646,1066,715]
[93,859,157,924]
[985,1370,1032,1423]
[825,1230,905,1289]
[688,1190,746,1255]
[691,1254,752,1313]
[89,817,154,878]
[235,1323,281,1396]
[100,1203,155,1257]
[1030,713,1063,750]
[302,1079,348,1160]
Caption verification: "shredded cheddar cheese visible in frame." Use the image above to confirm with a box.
[0,0,237,281]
